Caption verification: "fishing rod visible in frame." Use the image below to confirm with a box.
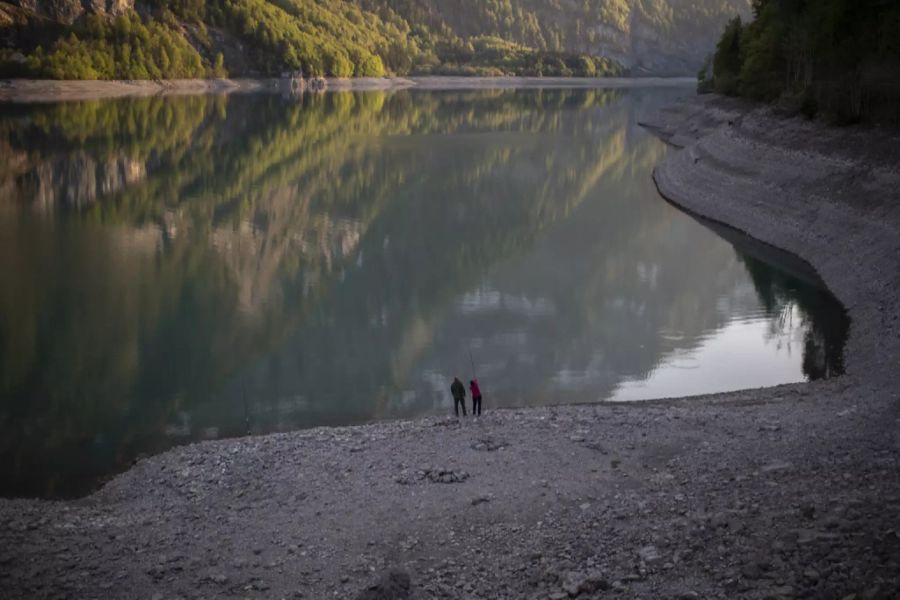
[241,373,251,436]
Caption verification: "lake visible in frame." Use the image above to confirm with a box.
[0,86,847,498]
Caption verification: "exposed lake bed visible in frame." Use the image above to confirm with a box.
[2,90,899,599]
[3,386,898,600]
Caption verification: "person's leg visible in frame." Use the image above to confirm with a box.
[455,397,467,416]
[476,395,482,415]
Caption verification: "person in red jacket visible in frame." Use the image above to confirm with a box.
[469,379,482,416]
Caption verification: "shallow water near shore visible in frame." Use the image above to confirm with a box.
[0,87,848,498]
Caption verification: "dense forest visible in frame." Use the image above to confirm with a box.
[0,0,749,79]
[701,0,900,121]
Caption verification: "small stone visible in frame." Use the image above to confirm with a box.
[637,545,662,564]
[424,469,469,484]
[355,569,411,600]
[761,461,794,474]
[741,564,762,579]
[770,585,795,597]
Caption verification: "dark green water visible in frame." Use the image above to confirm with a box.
[0,87,847,498]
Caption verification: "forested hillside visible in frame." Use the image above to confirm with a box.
[0,0,749,79]
[703,0,900,122]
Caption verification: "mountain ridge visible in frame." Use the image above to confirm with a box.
[0,0,750,79]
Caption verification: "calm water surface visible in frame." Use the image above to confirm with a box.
[0,87,847,498]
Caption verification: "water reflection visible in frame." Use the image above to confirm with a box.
[0,88,847,498]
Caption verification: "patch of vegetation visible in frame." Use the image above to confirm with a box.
[23,12,219,79]
[419,35,622,77]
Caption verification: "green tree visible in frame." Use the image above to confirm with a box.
[712,15,743,95]
[707,0,900,121]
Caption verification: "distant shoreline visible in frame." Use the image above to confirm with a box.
[0,76,695,103]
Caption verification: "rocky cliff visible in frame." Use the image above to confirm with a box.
[9,0,130,24]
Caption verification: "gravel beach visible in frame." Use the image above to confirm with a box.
[1,94,898,600]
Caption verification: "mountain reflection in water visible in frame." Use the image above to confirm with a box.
[0,88,847,498]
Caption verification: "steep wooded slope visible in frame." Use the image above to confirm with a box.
[0,0,749,78]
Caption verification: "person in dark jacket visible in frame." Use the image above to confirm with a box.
[450,377,467,417]
[469,379,482,416]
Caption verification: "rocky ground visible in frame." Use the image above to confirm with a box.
[0,78,266,102]
[2,95,899,599]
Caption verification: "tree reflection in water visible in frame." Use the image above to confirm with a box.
[0,88,847,498]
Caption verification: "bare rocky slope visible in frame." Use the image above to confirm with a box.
[1,95,899,600]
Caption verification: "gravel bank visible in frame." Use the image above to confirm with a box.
[0,78,267,103]
[1,95,899,600]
